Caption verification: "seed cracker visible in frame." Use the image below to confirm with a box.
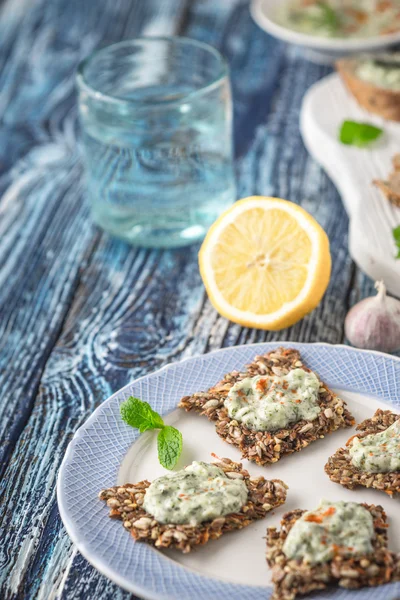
[178,348,355,466]
[266,504,400,600]
[99,457,288,554]
[373,153,400,208]
[337,58,400,123]
[325,408,400,496]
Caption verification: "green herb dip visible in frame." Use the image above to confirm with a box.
[349,419,400,473]
[283,499,374,564]
[356,55,400,90]
[224,368,321,432]
[143,461,248,525]
[277,0,400,39]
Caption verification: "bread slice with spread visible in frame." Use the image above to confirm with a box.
[337,53,400,122]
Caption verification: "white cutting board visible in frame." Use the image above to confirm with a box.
[300,73,400,297]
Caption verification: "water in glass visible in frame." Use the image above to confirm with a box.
[77,38,235,248]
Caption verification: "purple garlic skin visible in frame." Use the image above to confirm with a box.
[345,281,400,354]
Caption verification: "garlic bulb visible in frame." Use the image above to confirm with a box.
[345,281,400,353]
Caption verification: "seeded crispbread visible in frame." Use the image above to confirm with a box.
[178,348,354,466]
[325,408,400,496]
[266,504,400,600]
[99,457,287,553]
[337,56,400,122]
[373,153,400,208]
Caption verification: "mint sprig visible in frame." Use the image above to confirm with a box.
[393,226,400,259]
[120,396,183,470]
[339,121,383,148]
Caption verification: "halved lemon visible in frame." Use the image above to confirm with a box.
[199,196,331,330]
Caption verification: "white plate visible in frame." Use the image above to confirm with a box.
[57,342,400,600]
[300,73,400,296]
[251,0,400,63]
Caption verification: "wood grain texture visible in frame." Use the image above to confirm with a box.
[0,0,389,599]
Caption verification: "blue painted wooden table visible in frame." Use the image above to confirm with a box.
[0,0,378,598]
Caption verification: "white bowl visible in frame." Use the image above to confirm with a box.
[251,0,400,63]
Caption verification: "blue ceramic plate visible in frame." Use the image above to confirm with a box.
[57,342,400,599]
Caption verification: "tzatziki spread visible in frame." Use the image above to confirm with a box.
[283,499,374,564]
[356,55,400,90]
[349,419,400,473]
[277,0,400,39]
[224,368,321,432]
[143,461,248,525]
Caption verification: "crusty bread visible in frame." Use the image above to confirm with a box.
[337,57,400,122]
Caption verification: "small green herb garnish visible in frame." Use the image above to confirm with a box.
[315,1,340,32]
[393,225,400,258]
[339,121,383,147]
[120,397,183,470]
[291,1,339,31]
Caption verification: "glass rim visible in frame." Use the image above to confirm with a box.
[76,36,229,110]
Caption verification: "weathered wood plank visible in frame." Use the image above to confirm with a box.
[0,0,187,475]
[0,1,188,599]
[0,0,135,476]
[0,1,379,600]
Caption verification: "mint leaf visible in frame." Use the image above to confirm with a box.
[339,121,383,147]
[393,226,400,258]
[120,396,165,433]
[157,426,183,470]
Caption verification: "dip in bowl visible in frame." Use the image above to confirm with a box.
[251,0,400,63]
[277,0,400,39]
